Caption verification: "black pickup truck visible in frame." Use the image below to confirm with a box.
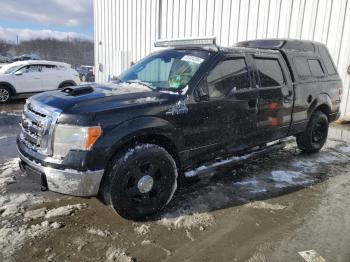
[17,38,342,219]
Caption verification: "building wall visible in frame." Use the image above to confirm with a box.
[94,0,350,116]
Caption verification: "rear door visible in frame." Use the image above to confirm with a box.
[252,54,294,142]
[41,64,61,90]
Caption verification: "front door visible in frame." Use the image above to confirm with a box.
[205,56,259,153]
[181,55,259,161]
[251,54,294,142]
[13,65,43,93]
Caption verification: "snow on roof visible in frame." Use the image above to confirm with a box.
[7,60,71,67]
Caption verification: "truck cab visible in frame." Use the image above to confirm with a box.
[17,37,342,219]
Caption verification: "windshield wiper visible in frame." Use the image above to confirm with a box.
[127,80,155,90]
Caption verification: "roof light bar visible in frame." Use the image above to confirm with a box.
[155,37,217,48]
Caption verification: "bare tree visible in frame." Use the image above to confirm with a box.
[0,38,94,67]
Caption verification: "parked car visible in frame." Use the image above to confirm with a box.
[0,55,11,63]
[76,65,95,82]
[17,38,342,219]
[0,60,80,103]
[0,55,11,71]
[12,54,40,62]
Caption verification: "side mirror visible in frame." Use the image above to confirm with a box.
[195,79,210,102]
[15,71,23,76]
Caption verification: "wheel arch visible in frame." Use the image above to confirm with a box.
[98,125,182,204]
[0,82,16,96]
[97,116,184,199]
[58,80,77,89]
[308,93,332,120]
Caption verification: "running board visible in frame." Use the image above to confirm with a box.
[184,141,285,178]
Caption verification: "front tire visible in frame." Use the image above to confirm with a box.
[296,111,329,153]
[0,86,11,103]
[106,144,178,220]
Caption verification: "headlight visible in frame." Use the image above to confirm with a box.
[54,125,102,158]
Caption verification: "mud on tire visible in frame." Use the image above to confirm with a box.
[103,144,178,220]
[296,111,329,153]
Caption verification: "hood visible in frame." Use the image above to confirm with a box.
[30,82,180,114]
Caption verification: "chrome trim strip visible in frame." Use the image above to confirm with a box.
[18,145,104,197]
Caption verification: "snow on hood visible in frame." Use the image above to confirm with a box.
[100,82,151,96]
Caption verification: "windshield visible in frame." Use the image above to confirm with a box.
[4,65,23,74]
[119,49,212,90]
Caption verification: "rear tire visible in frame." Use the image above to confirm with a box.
[105,144,178,220]
[296,111,329,153]
[0,86,11,103]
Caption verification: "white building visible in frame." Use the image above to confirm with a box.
[93,0,350,116]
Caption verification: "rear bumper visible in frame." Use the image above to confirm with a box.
[329,111,341,122]
[17,146,104,197]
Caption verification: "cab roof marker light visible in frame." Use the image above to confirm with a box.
[154,37,217,48]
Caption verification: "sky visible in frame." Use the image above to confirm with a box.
[0,0,93,42]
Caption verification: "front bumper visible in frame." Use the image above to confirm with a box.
[329,111,341,122]
[17,146,104,197]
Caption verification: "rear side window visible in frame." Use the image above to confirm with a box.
[293,57,311,77]
[319,46,337,75]
[207,58,250,98]
[41,65,59,72]
[308,59,324,77]
[254,58,285,87]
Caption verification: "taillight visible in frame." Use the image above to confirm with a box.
[339,87,343,97]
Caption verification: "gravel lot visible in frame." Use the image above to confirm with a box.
[1,101,350,262]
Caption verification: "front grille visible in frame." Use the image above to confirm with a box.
[20,99,61,156]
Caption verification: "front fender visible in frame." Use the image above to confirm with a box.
[90,116,183,166]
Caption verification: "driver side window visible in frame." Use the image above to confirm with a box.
[207,58,250,98]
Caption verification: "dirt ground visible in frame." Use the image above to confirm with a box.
[1,101,350,262]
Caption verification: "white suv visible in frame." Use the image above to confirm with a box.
[0,60,80,103]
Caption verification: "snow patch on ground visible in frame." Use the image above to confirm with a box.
[0,111,21,116]
[338,146,350,154]
[290,160,315,168]
[87,228,112,237]
[134,224,150,236]
[271,170,310,188]
[234,179,258,186]
[24,207,47,220]
[44,203,86,219]
[315,153,338,164]
[0,158,45,219]
[133,97,158,103]
[141,240,172,257]
[0,220,61,257]
[105,247,134,262]
[158,210,215,230]
[0,158,19,194]
[246,201,287,210]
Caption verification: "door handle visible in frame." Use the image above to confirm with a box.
[248,99,257,109]
[284,90,293,97]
